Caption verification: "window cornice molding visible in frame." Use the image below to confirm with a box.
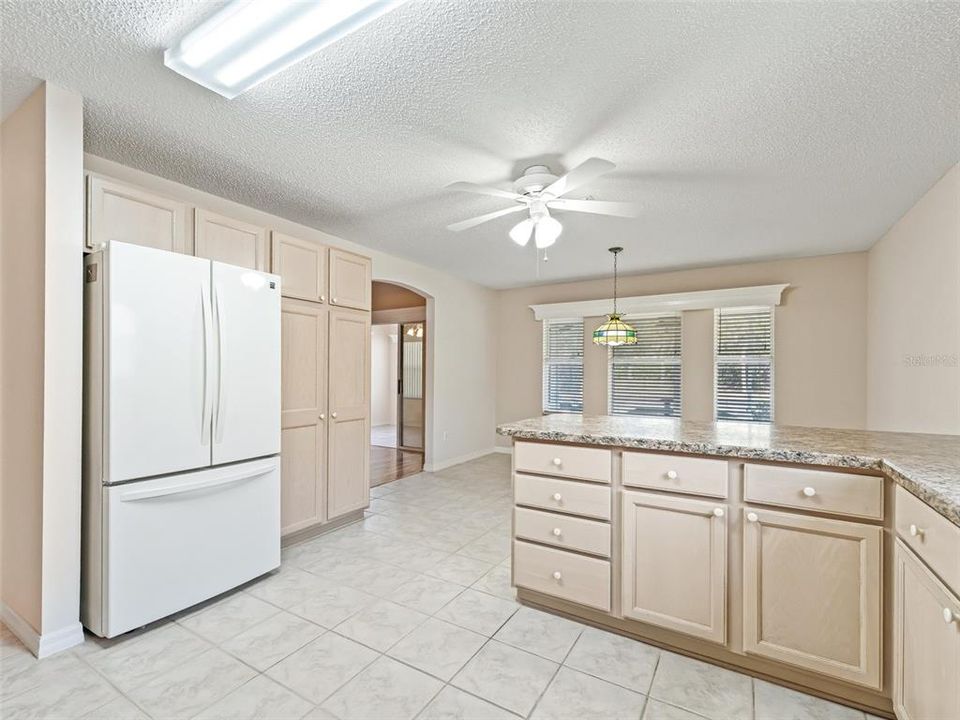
[529,284,789,321]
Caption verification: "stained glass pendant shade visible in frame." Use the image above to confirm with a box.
[593,247,637,346]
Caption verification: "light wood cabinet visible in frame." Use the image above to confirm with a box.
[326,308,370,520]
[329,249,372,311]
[742,507,882,689]
[893,540,960,720]
[272,232,327,302]
[621,490,727,643]
[86,175,188,252]
[279,301,327,535]
[194,209,267,270]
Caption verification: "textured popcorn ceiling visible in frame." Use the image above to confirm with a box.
[2,1,958,288]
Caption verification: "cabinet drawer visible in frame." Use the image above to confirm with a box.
[514,474,611,520]
[514,441,611,483]
[744,464,883,520]
[514,507,610,557]
[513,540,611,612]
[623,451,728,498]
[895,486,960,593]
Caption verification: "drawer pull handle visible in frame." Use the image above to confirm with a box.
[713,508,724,518]
[552,457,563,466]
[945,608,958,625]
[909,524,925,538]
[802,486,817,497]
[552,571,562,581]
[552,493,562,502]
[747,512,759,523]
[552,527,562,536]
[666,470,678,480]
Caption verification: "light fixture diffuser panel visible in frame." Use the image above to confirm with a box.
[164,0,408,98]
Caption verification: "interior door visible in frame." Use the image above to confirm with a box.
[106,242,212,482]
[211,262,281,465]
[327,308,370,520]
[621,490,727,643]
[280,300,327,535]
[398,322,424,450]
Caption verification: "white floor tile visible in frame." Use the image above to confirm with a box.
[564,626,660,693]
[321,656,442,720]
[451,640,558,717]
[530,666,647,720]
[387,617,487,681]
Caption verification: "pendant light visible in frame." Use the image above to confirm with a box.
[592,247,637,346]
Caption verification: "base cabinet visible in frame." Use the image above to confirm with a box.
[621,491,727,643]
[893,540,960,720]
[742,507,882,689]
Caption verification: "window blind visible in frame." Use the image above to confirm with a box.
[542,319,583,413]
[608,314,682,418]
[715,307,773,422]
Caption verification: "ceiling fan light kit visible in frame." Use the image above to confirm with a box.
[593,247,638,346]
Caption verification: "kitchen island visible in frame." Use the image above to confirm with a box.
[497,415,960,719]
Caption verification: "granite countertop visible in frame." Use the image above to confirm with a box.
[497,414,960,527]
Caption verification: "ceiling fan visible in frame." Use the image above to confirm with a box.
[445,158,637,249]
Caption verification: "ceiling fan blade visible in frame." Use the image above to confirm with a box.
[446,181,526,201]
[543,157,616,198]
[446,204,527,232]
[547,198,639,218]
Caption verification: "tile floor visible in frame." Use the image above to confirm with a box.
[1,454,885,720]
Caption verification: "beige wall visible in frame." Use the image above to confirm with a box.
[496,253,869,444]
[1,83,84,652]
[867,164,960,435]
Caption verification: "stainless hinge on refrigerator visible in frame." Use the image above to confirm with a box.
[85,264,98,283]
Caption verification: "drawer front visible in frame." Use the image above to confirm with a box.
[623,451,728,498]
[514,441,611,483]
[514,473,611,520]
[514,507,611,557]
[744,464,883,520]
[513,540,611,611]
[895,486,960,593]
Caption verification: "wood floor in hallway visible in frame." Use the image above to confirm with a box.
[370,445,424,487]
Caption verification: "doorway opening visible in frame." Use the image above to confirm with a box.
[370,281,427,486]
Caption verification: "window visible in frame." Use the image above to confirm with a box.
[715,307,774,422]
[542,318,583,413]
[608,314,682,418]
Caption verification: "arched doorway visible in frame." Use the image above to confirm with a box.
[369,280,430,486]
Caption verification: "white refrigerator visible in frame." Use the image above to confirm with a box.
[82,241,281,638]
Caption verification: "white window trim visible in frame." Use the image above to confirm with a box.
[607,312,683,419]
[713,306,775,423]
[542,317,584,415]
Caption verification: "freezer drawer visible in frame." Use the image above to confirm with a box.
[91,458,280,637]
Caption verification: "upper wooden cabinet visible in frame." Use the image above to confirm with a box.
[329,249,372,311]
[742,507,882,689]
[194,209,267,271]
[893,540,960,720]
[621,490,727,644]
[271,232,327,302]
[86,175,188,253]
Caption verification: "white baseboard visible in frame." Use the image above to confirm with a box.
[1,602,84,658]
[492,446,512,454]
[425,447,500,472]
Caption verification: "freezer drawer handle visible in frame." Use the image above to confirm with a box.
[118,466,273,502]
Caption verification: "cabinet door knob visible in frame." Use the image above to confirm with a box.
[552,571,562,581]
[802,486,817,497]
[331,297,338,304]
[666,470,678,480]
[319,413,326,420]
[320,295,326,302]
[552,457,563,466]
[713,508,724,518]
[746,512,759,523]
[552,527,562,537]
[944,608,958,624]
[909,524,924,538]
[552,493,562,502]
[331,412,338,419]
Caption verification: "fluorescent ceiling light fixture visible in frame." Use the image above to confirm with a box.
[164,0,408,99]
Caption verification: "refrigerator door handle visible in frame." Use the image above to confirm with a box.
[200,284,213,446]
[118,465,274,502]
[213,285,226,443]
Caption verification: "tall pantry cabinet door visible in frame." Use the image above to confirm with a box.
[327,308,370,520]
[621,491,727,643]
[280,301,327,535]
[742,507,882,689]
[194,209,268,270]
[87,175,188,252]
[271,232,327,302]
[328,249,372,311]
[893,541,960,720]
